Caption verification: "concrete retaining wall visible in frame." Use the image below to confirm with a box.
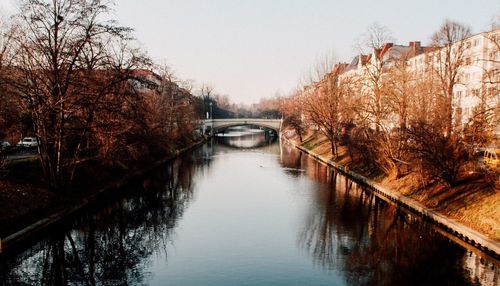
[282,136,500,259]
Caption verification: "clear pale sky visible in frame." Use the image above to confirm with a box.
[1,0,499,104]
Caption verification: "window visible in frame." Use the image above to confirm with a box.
[474,38,480,46]
[463,107,469,118]
[465,57,471,65]
[466,41,471,48]
[455,107,463,120]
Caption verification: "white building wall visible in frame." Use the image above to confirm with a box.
[338,28,499,132]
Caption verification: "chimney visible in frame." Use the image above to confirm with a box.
[408,41,422,56]
[409,41,421,51]
[379,43,393,57]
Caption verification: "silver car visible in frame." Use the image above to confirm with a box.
[17,137,39,148]
[0,141,10,151]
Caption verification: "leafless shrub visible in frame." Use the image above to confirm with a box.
[407,122,470,187]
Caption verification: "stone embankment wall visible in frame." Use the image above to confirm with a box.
[281,136,500,259]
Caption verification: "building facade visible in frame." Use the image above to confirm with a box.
[306,27,499,138]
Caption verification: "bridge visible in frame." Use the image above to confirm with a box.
[201,118,282,135]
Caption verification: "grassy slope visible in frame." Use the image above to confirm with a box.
[289,130,500,241]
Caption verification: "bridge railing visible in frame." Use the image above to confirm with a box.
[200,118,282,135]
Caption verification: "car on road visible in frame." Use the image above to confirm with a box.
[483,148,499,169]
[0,141,10,152]
[17,137,39,148]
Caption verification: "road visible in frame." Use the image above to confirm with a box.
[1,148,39,162]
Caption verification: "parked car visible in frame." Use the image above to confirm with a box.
[483,148,499,169]
[17,137,39,148]
[0,141,10,152]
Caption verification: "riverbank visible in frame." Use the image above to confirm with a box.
[281,130,500,258]
[0,137,207,253]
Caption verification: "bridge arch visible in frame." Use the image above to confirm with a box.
[202,118,282,135]
[214,123,279,133]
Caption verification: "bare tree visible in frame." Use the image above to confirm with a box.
[281,90,307,142]
[155,64,180,137]
[378,55,416,176]
[357,23,395,54]
[357,23,394,132]
[199,83,215,99]
[300,50,337,86]
[214,94,231,111]
[430,19,471,137]
[301,64,355,156]
[412,71,441,124]
[179,78,195,93]
[198,83,215,119]
[0,17,22,143]
[407,122,469,187]
[0,16,15,73]
[10,0,149,191]
[254,95,282,118]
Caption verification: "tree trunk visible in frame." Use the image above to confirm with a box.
[330,134,337,157]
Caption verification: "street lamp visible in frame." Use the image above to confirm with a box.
[209,102,213,120]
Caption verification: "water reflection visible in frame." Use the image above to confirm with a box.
[1,154,197,285]
[284,144,499,286]
[216,126,276,148]
[0,133,498,286]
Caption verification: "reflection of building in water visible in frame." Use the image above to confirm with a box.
[464,251,499,285]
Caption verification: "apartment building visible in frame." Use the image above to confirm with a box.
[308,27,499,134]
[408,28,499,127]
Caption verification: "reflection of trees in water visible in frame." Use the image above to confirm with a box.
[299,164,481,286]
[279,142,303,177]
[1,156,197,285]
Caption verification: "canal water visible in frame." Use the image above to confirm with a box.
[1,127,498,285]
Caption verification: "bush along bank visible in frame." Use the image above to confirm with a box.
[0,137,207,254]
[281,131,500,259]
